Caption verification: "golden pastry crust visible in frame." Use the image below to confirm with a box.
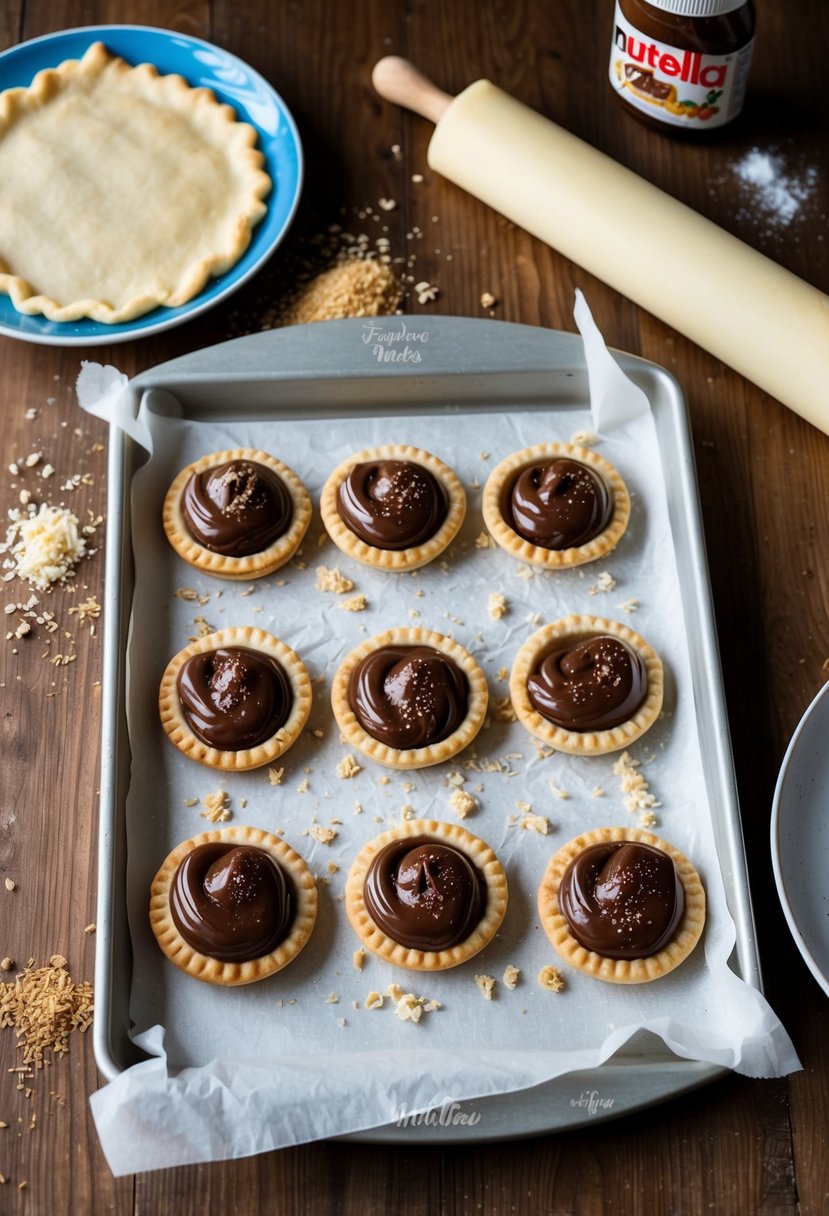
[159,626,312,771]
[331,626,488,770]
[149,825,317,986]
[320,444,466,571]
[162,449,312,579]
[0,42,271,323]
[537,827,705,984]
[510,615,663,755]
[482,443,630,569]
[345,819,508,971]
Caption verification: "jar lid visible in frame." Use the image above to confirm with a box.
[642,0,748,14]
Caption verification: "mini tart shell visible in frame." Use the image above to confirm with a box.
[320,444,466,571]
[537,827,706,985]
[159,626,312,771]
[150,825,317,987]
[163,449,312,580]
[510,614,663,756]
[482,443,630,569]
[346,819,508,971]
[331,626,488,770]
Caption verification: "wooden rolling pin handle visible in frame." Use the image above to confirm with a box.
[372,56,452,125]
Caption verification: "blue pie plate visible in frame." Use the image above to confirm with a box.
[0,25,303,346]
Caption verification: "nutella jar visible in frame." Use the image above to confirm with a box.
[609,0,755,132]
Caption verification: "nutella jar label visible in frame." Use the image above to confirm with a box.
[609,2,754,129]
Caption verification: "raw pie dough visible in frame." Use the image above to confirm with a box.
[0,42,271,323]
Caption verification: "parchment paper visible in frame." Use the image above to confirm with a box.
[83,298,799,1175]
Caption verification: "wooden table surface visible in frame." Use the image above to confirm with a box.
[1,1,827,1212]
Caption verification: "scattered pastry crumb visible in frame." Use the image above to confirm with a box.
[414,280,438,305]
[309,825,337,846]
[268,766,284,786]
[571,430,598,446]
[618,598,639,613]
[364,991,384,1010]
[497,666,509,682]
[315,565,355,594]
[323,992,339,1004]
[548,782,569,801]
[352,948,365,971]
[449,788,478,819]
[83,924,96,936]
[588,571,616,595]
[512,803,551,835]
[480,291,497,310]
[592,786,605,798]
[537,965,565,993]
[447,771,465,787]
[326,862,340,875]
[339,594,367,612]
[474,531,494,549]
[353,800,363,815]
[516,564,534,581]
[4,879,16,892]
[400,803,415,820]
[613,750,661,815]
[377,775,390,786]
[392,991,440,1022]
[1,958,13,971]
[488,592,508,621]
[638,809,658,828]
[491,695,517,723]
[378,197,397,211]
[336,754,363,780]
[200,789,232,823]
[502,964,520,990]
[67,595,101,627]
[336,1018,347,1029]
[182,797,199,808]
[475,974,496,1001]
[175,587,209,604]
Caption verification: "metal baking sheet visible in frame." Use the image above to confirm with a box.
[92,316,759,1140]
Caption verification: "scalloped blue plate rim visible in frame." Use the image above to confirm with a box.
[0,24,303,347]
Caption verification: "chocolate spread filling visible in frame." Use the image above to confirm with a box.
[348,645,468,749]
[364,836,486,950]
[559,841,684,959]
[337,460,447,550]
[181,459,292,556]
[171,842,294,962]
[623,63,675,101]
[177,646,293,750]
[503,457,613,550]
[527,635,647,731]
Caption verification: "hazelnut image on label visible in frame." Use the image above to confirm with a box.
[537,827,705,984]
[331,626,488,770]
[346,819,508,971]
[163,448,312,579]
[150,826,317,986]
[483,442,630,569]
[510,614,663,755]
[320,444,466,571]
[159,626,312,771]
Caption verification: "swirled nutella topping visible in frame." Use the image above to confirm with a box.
[171,842,294,961]
[181,460,292,556]
[177,646,292,750]
[504,458,612,549]
[337,460,447,550]
[559,841,684,959]
[527,635,647,731]
[349,645,468,749]
[364,836,486,950]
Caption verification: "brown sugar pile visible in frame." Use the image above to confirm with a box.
[0,956,93,1068]
[281,257,403,325]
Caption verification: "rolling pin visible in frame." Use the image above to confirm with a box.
[373,57,829,435]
